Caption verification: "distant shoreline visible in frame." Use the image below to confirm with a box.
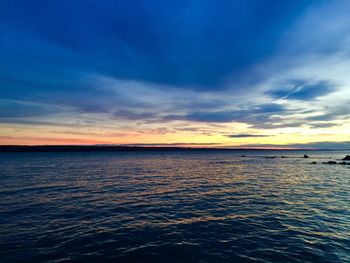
[0,145,343,153]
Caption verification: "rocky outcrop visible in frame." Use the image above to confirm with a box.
[317,160,350,165]
[323,161,337,164]
[303,155,309,158]
[342,155,350,161]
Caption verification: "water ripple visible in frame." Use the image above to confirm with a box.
[0,151,349,262]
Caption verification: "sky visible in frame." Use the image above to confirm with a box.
[1,0,350,148]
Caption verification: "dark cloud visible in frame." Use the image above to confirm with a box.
[225,134,271,138]
[249,120,306,129]
[0,119,66,126]
[307,122,339,129]
[267,80,337,101]
[0,74,116,114]
[164,103,286,125]
[0,100,58,118]
[166,110,244,123]
[307,104,350,122]
[113,110,158,121]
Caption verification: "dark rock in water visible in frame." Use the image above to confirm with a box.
[281,156,287,158]
[241,155,246,157]
[303,155,309,158]
[311,162,317,164]
[339,161,350,165]
[342,155,350,160]
[324,161,337,164]
[266,156,276,159]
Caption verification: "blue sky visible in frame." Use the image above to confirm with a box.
[1,0,350,147]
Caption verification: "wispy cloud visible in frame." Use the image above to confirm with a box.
[267,80,337,101]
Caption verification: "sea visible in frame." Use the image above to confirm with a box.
[0,150,349,262]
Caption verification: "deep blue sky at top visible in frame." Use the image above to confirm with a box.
[0,0,314,90]
[1,0,350,147]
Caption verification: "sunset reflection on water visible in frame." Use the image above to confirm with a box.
[1,150,350,262]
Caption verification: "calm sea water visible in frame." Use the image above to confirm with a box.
[1,150,350,263]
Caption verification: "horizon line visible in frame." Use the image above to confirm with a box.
[0,144,349,151]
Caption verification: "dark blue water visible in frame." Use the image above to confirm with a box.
[1,150,350,262]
